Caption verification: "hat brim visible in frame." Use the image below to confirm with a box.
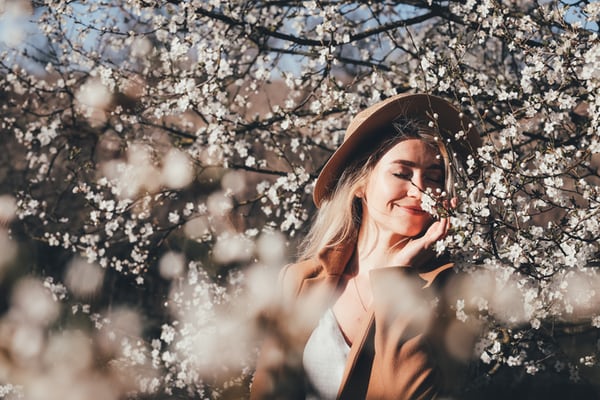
[313,93,480,207]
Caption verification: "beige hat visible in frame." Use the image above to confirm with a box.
[313,93,481,207]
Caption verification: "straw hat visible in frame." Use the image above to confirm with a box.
[313,93,481,207]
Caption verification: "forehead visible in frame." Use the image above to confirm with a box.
[378,138,442,168]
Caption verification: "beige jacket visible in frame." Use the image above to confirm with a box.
[250,239,466,399]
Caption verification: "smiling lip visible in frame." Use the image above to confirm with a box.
[398,205,428,215]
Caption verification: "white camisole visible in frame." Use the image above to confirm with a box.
[302,308,351,400]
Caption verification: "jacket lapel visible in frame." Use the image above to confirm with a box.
[337,309,375,399]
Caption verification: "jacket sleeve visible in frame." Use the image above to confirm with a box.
[250,262,330,400]
[250,264,310,400]
[365,266,464,400]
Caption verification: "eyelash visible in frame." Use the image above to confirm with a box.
[393,173,411,180]
[393,173,443,185]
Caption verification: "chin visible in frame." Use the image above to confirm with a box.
[389,226,423,238]
[402,224,432,238]
[377,216,431,238]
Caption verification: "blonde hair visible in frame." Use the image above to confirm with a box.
[299,117,460,261]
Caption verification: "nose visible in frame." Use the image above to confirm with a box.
[407,177,425,199]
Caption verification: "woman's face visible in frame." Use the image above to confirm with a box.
[359,138,444,239]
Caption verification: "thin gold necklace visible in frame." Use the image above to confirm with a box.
[353,277,368,311]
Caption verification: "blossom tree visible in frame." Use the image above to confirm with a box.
[0,0,599,398]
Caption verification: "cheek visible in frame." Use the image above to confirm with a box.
[365,168,412,202]
[379,176,409,198]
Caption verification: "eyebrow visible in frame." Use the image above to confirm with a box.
[392,160,444,170]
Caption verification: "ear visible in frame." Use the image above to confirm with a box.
[354,185,365,199]
[354,176,369,200]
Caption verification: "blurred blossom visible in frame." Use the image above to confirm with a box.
[243,263,279,312]
[64,257,105,298]
[160,148,193,189]
[131,36,152,58]
[0,228,17,272]
[158,251,185,280]
[221,170,247,196]
[444,319,482,362]
[0,194,17,225]
[75,78,112,124]
[0,384,21,398]
[0,0,31,47]
[100,160,127,193]
[487,275,527,326]
[198,142,224,165]
[107,307,142,338]
[96,130,122,161]
[379,272,433,333]
[101,144,161,198]
[121,74,145,100]
[11,278,59,326]
[560,270,600,318]
[128,143,149,164]
[183,215,210,240]
[158,265,258,386]
[256,231,287,266]
[206,190,233,216]
[0,0,30,15]
[97,307,142,356]
[167,268,214,318]
[24,372,117,400]
[447,268,529,327]
[10,323,44,363]
[127,144,162,193]
[43,330,92,373]
[446,269,495,311]
[213,233,254,264]
[187,312,255,376]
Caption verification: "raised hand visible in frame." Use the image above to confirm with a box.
[386,216,450,269]
[387,197,456,269]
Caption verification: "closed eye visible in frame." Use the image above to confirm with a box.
[393,172,444,189]
[392,172,412,180]
[425,175,444,185]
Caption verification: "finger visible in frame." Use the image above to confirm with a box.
[445,215,452,235]
[440,197,457,217]
[435,217,450,240]
[421,219,448,247]
[450,197,458,209]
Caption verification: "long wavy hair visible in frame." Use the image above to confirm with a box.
[299,116,460,261]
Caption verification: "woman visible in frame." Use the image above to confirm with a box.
[251,93,481,400]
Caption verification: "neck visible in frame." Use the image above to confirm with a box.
[355,217,409,275]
